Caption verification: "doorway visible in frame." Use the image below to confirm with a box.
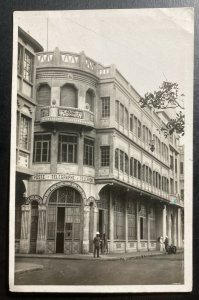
[56,207,65,253]
[98,209,104,236]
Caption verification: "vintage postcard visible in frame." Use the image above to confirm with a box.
[9,8,193,293]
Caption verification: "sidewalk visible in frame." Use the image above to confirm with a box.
[15,249,184,274]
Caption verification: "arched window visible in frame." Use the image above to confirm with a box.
[115,148,119,169]
[37,84,51,106]
[60,84,77,107]
[86,90,94,112]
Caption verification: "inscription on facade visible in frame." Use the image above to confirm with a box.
[30,173,95,183]
[58,108,83,119]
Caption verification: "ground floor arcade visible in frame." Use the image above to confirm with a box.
[15,178,184,255]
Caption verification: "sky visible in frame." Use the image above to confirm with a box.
[15,8,194,101]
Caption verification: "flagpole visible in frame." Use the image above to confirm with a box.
[47,17,48,51]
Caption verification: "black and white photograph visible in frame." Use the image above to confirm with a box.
[9,8,193,293]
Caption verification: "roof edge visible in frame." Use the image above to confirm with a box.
[18,27,44,52]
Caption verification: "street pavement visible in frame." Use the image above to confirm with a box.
[15,252,184,285]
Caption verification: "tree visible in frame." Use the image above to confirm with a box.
[139,81,185,137]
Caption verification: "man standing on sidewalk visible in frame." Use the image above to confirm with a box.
[93,232,101,258]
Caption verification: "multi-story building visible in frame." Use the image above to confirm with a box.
[15,27,43,252]
[15,29,184,255]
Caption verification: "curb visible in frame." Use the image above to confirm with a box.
[15,264,44,275]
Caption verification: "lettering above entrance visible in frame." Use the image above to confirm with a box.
[30,173,95,183]
[43,181,87,204]
[26,194,43,205]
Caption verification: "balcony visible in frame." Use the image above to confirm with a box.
[170,194,184,207]
[38,106,94,128]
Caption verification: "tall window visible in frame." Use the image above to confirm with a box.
[33,135,51,163]
[86,90,94,112]
[18,43,23,75]
[125,153,129,174]
[114,196,125,240]
[124,108,129,129]
[115,100,119,123]
[101,97,110,117]
[115,148,119,169]
[58,134,77,163]
[119,103,124,125]
[133,117,137,136]
[138,120,141,138]
[83,138,94,166]
[101,146,110,167]
[130,114,134,132]
[24,50,33,82]
[19,115,30,150]
[130,157,134,176]
[180,162,184,174]
[170,155,174,170]
[175,158,177,173]
[127,201,136,240]
[120,150,124,171]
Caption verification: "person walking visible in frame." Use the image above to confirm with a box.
[93,232,101,258]
[164,236,169,253]
[102,233,108,254]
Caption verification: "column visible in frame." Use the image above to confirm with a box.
[173,210,177,246]
[177,207,182,248]
[125,198,128,253]
[136,200,140,251]
[19,204,31,254]
[109,190,114,253]
[147,205,150,251]
[168,207,172,244]
[36,204,47,254]
[162,205,167,238]
[93,206,98,239]
[82,205,90,254]
[50,132,58,173]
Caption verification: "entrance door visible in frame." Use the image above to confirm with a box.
[98,209,104,236]
[30,201,38,253]
[89,203,94,252]
[56,207,65,253]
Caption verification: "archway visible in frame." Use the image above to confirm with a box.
[46,186,83,254]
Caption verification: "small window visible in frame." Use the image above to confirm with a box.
[101,97,110,118]
[18,43,23,75]
[119,103,124,126]
[83,138,94,166]
[115,101,119,123]
[130,115,134,132]
[33,135,51,163]
[24,50,33,82]
[138,120,141,138]
[101,146,110,167]
[120,150,124,172]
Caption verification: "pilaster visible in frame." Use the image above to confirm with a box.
[109,190,114,252]
[36,204,47,254]
[82,205,90,253]
[19,204,31,254]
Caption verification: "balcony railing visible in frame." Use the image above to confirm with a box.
[38,106,94,127]
[170,194,184,206]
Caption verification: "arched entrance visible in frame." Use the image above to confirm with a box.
[47,186,83,254]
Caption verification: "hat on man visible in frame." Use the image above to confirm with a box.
[96,232,100,235]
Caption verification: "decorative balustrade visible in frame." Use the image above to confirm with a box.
[39,106,94,127]
[36,49,113,79]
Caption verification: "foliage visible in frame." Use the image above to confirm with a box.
[139,81,185,137]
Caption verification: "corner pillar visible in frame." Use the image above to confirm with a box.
[19,204,31,254]
[109,190,114,253]
[136,200,140,251]
[177,207,182,248]
[83,205,90,253]
[36,204,47,254]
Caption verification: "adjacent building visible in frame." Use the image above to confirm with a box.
[15,28,184,255]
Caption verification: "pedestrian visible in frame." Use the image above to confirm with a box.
[164,236,169,253]
[159,235,164,252]
[102,233,108,254]
[93,232,101,258]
